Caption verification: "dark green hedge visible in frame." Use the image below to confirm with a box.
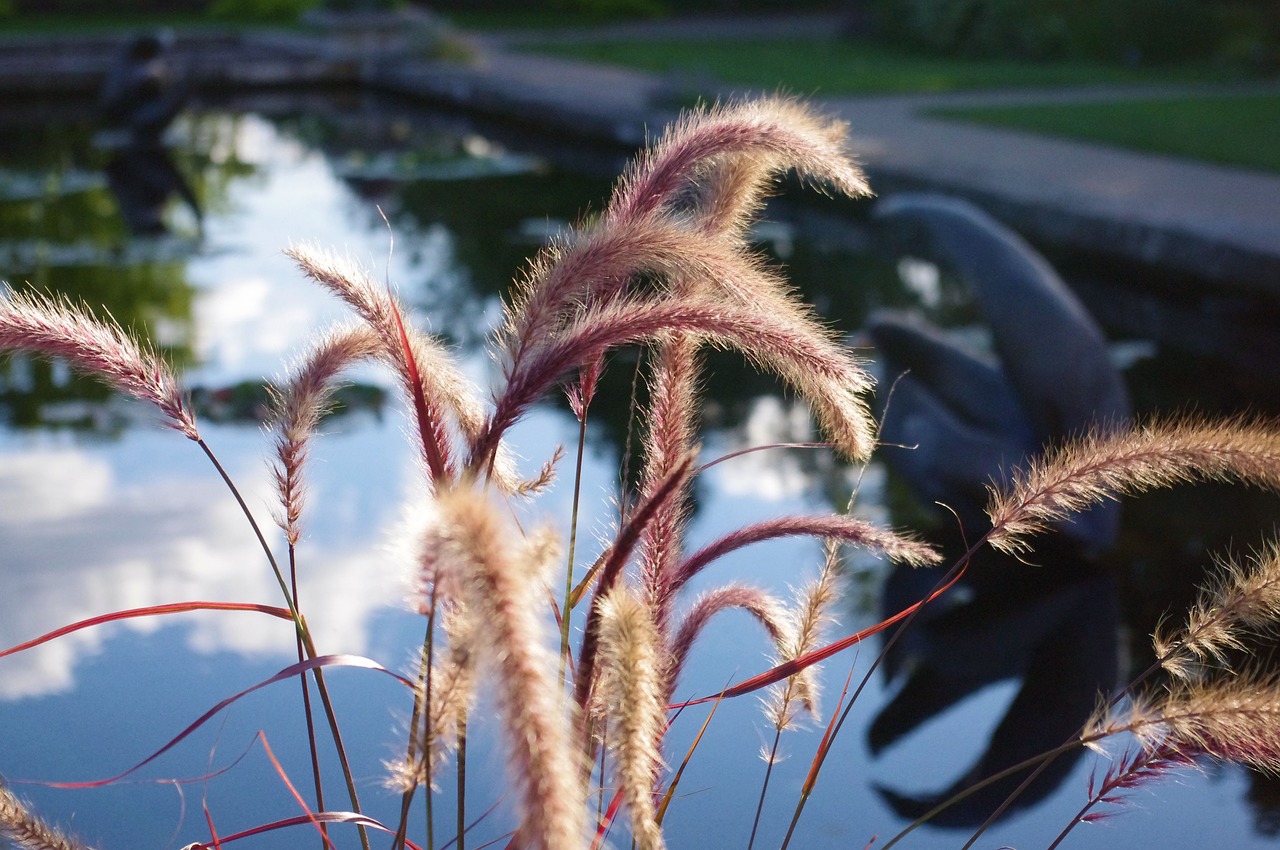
[867,0,1277,66]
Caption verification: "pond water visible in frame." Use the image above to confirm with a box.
[3,88,1280,850]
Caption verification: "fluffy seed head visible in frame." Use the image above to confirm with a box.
[988,416,1280,553]
[270,323,382,544]
[0,785,92,850]
[1156,540,1280,680]
[597,586,668,850]
[429,486,584,850]
[1091,675,1280,776]
[0,286,198,440]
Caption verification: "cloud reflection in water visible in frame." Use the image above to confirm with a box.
[0,425,415,700]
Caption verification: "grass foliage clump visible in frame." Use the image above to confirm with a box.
[4,95,1280,849]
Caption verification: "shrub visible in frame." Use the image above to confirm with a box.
[205,0,320,22]
[868,0,1225,63]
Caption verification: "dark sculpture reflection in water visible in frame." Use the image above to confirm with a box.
[97,32,202,238]
[866,195,1130,827]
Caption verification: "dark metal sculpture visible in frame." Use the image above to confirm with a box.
[97,33,200,236]
[867,194,1131,826]
[98,33,187,140]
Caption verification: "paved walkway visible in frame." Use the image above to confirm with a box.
[429,16,1280,295]
[822,87,1280,290]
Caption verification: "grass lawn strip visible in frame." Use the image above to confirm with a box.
[928,92,1280,174]
[528,37,1240,95]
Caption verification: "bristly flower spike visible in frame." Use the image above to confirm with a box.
[987,415,1280,554]
[427,486,585,850]
[1086,673,1280,777]
[606,96,871,238]
[0,286,198,440]
[597,586,669,850]
[492,97,877,466]
[1156,540,1280,679]
[0,784,93,850]
[269,323,382,545]
[287,243,520,490]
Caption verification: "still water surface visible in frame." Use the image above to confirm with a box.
[2,90,1280,849]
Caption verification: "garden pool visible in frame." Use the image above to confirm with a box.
[3,88,1280,850]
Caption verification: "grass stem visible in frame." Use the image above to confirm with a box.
[560,412,590,686]
[457,710,468,850]
[197,437,369,850]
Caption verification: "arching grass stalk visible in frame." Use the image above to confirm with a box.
[392,602,439,850]
[560,364,597,685]
[780,537,983,849]
[290,546,327,850]
[882,675,1181,847]
[295,629,370,850]
[456,707,467,850]
[879,737,1092,850]
[199,437,369,850]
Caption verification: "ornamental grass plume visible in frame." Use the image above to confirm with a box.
[269,323,382,545]
[502,96,870,356]
[422,486,584,850]
[636,335,701,627]
[596,586,669,850]
[766,540,843,726]
[483,274,877,473]
[286,243,514,489]
[1140,674,1280,773]
[986,415,1280,554]
[0,784,91,850]
[605,96,870,238]
[0,285,198,440]
[492,97,877,468]
[1155,540,1280,680]
[1087,672,1280,776]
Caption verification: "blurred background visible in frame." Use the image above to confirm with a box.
[2,3,1280,850]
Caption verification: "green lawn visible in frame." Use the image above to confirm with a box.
[527,37,1238,95]
[526,36,1280,173]
[929,93,1280,173]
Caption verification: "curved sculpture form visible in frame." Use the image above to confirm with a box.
[98,33,187,140]
[97,33,199,235]
[867,193,1131,826]
[104,143,201,236]
[869,192,1131,550]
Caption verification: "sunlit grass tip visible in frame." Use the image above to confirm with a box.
[427,485,584,850]
[1156,539,1280,680]
[0,284,198,440]
[0,784,92,850]
[987,415,1280,554]
[597,585,669,850]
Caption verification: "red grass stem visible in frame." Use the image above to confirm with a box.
[573,454,697,714]
[0,601,292,660]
